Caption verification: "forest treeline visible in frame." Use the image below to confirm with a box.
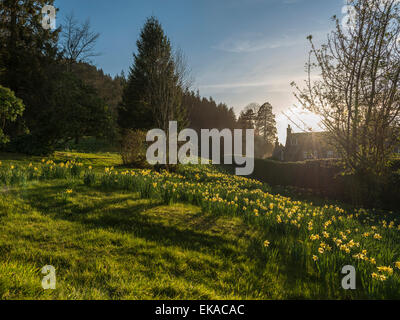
[0,1,277,158]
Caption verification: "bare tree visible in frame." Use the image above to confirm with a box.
[174,48,193,93]
[145,45,192,168]
[61,12,100,69]
[149,48,192,133]
[292,0,400,175]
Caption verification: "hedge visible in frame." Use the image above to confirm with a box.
[250,158,400,211]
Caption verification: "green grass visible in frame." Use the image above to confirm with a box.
[0,152,282,299]
[0,151,399,300]
[0,151,121,170]
[0,180,288,299]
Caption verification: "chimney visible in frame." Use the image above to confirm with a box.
[285,125,292,147]
[287,124,292,136]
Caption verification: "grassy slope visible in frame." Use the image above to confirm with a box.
[0,152,397,299]
[1,184,302,299]
[0,152,286,299]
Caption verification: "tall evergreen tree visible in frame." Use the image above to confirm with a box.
[118,16,187,131]
[256,102,277,145]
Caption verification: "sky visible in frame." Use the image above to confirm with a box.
[55,0,346,143]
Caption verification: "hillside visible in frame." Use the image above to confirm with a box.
[0,152,399,299]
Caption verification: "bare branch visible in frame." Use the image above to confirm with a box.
[292,0,400,174]
[61,12,100,67]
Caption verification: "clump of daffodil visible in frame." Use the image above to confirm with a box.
[372,273,387,281]
[310,234,320,241]
[377,266,393,275]
[80,159,400,292]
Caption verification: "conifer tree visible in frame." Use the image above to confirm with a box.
[118,16,188,132]
[256,102,277,145]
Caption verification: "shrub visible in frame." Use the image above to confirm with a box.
[0,86,25,144]
[120,129,150,168]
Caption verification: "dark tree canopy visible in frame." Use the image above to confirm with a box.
[183,89,237,132]
[0,0,60,149]
[0,1,116,154]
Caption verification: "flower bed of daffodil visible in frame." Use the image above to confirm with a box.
[1,158,399,298]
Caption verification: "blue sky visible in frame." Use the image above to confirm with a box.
[55,0,345,143]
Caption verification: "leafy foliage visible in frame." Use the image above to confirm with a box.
[0,0,60,152]
[0,86,24,144]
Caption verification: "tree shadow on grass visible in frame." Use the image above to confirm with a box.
[19,183,137,214]
[80,204,240,257]
[19,183,240,258]
[16,183,302,299]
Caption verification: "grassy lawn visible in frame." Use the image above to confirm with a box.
[0,181,287,299]
[0,152,281,299]
[0,152,399,300]
[0,151,122,170]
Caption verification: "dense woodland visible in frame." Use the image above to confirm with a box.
[0,1,277,158]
